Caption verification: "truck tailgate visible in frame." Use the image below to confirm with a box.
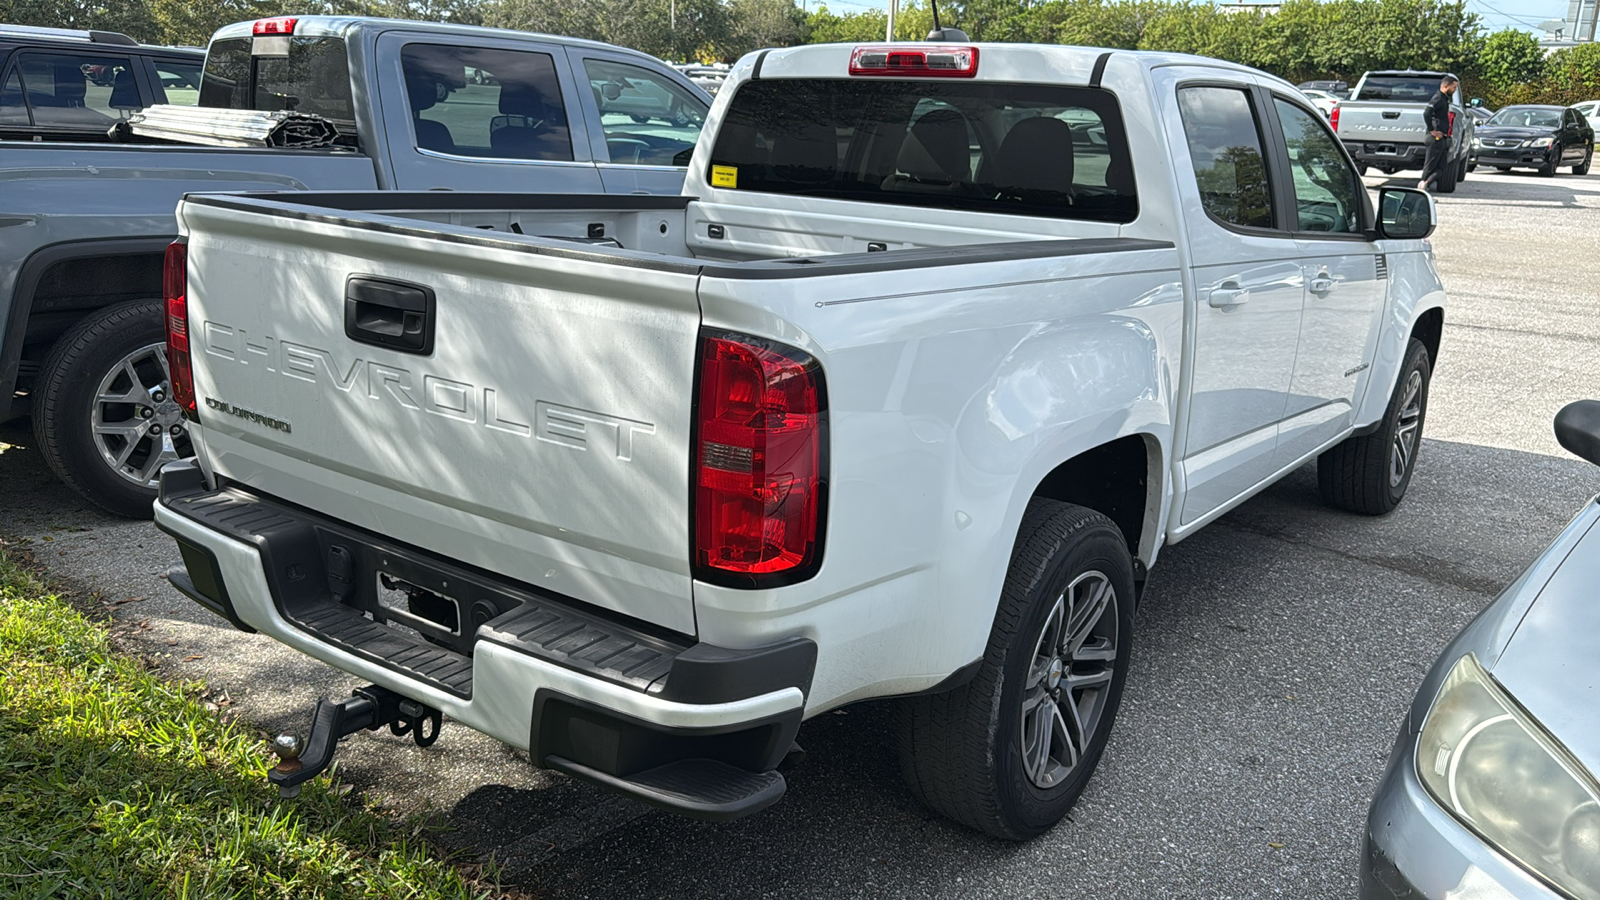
[177,197,701,635]
[1334,102,1426,142]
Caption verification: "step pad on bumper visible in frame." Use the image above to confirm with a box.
[478,605,676,694]
[545,755,786,822]
[295,603,474,698]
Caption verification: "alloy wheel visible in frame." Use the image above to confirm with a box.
[90,341,191,488]
[1390,369,1424,488]
[1019,570,1120,790]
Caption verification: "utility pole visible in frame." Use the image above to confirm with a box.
[671,0,676,31]
[886,0,897,41]
[1586,0,1598,42]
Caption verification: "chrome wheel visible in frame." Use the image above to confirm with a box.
[1019,570,1119,790]
[1389,369,1424,488]
[90,342,189,488]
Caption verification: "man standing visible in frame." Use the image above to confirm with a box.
[1419,74,1459,191]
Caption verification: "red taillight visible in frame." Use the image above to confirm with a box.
[693,332,826,584]
[1330,104,1340,131]
[252,17,297,35]
[849,45,979,78]
[163,241,196,420]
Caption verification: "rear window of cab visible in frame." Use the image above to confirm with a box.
[706,79,1137,223]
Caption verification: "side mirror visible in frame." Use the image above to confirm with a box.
[1469,97,1483,108]
[1555,400,1600,467]
[1376,187,1436,240]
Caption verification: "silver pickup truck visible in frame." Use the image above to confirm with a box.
[1334,70,1473,192]
[0,16,710,517]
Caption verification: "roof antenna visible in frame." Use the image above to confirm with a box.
[926,0,970,42]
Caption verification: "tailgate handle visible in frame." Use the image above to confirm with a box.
[345,276,434,355]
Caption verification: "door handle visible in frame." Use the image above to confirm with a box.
[345,276,435,354]
[1208,282,1250,308]
[1308,274,1335,294]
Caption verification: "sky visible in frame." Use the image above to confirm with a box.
[814,0,1584,37]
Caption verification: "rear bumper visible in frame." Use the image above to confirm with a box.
[154,460,811,819]
[1344,140,1428,170]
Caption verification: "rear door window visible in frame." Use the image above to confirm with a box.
[399,43,572,161]
[0,70,25,125]
[583,58,706,166]
[153,59,202,106]
[10,52,143,130]
[1177,86,1275,230]
[706,79,1137,222]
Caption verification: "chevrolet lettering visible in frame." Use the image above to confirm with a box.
[157,42,1446,839]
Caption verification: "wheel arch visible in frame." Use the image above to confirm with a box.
[1,237,174,421]
[1410,305,1444,368]
[1028,433,1163,575]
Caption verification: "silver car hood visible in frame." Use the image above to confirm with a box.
[1489,501,1600,774]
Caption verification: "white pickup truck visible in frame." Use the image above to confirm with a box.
[155,41,1446,839]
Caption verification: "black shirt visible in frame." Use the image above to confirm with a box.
[1424,90,1451,135]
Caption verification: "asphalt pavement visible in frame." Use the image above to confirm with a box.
[3,166,1598,898]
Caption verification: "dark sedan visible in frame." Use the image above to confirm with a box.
[1470,105,1594,177]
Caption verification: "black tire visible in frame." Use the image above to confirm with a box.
[1467,161,1477,173]
[1435,157,1458,193]
[1574,146,1592,176]
[1539,148,1559,177]
[1493,165,1510,171]
[897,499,1135,840]
[1355,163,1368,176]
[1317,338,1432,516]
[32,300,195,519]
[1457,155,1469,181]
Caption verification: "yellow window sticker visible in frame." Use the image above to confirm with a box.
[710,165,738,188]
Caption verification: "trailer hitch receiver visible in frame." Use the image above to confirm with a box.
[269,685,442,798]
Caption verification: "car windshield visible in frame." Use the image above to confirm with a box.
[1487,108,1562,128]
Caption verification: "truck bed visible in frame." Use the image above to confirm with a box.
[177,190,1174,637]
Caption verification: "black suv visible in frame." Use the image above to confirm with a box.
[0,25,203,142]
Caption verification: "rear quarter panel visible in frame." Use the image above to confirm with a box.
[694,247,1183,711]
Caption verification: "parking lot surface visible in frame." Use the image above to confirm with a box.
[3,167,1598,898]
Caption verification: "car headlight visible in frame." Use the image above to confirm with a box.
[1527,137,1555,148]
[1418,654,1600,898]
[1471,138,1482,148]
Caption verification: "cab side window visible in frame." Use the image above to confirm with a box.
[14,52,142,129]
[1178,86,1274,230]
[399,43,572,162]
[1272,98,1361,233]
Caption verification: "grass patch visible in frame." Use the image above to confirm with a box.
[0,547,498,899]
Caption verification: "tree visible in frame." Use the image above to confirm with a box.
[1478,28,1545,90]
[0,0,159,42]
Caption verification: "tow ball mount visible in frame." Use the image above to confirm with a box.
[269,684,442,798]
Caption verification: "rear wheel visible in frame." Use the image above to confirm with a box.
[32,300,195,518]
[1457,155,1469,181]
[1317,339,1432,516]
[1575,145,1592,175]
[897,499,1135,840]
[1435,157,1458,193]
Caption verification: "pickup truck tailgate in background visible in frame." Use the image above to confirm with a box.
[177,199,701,635]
